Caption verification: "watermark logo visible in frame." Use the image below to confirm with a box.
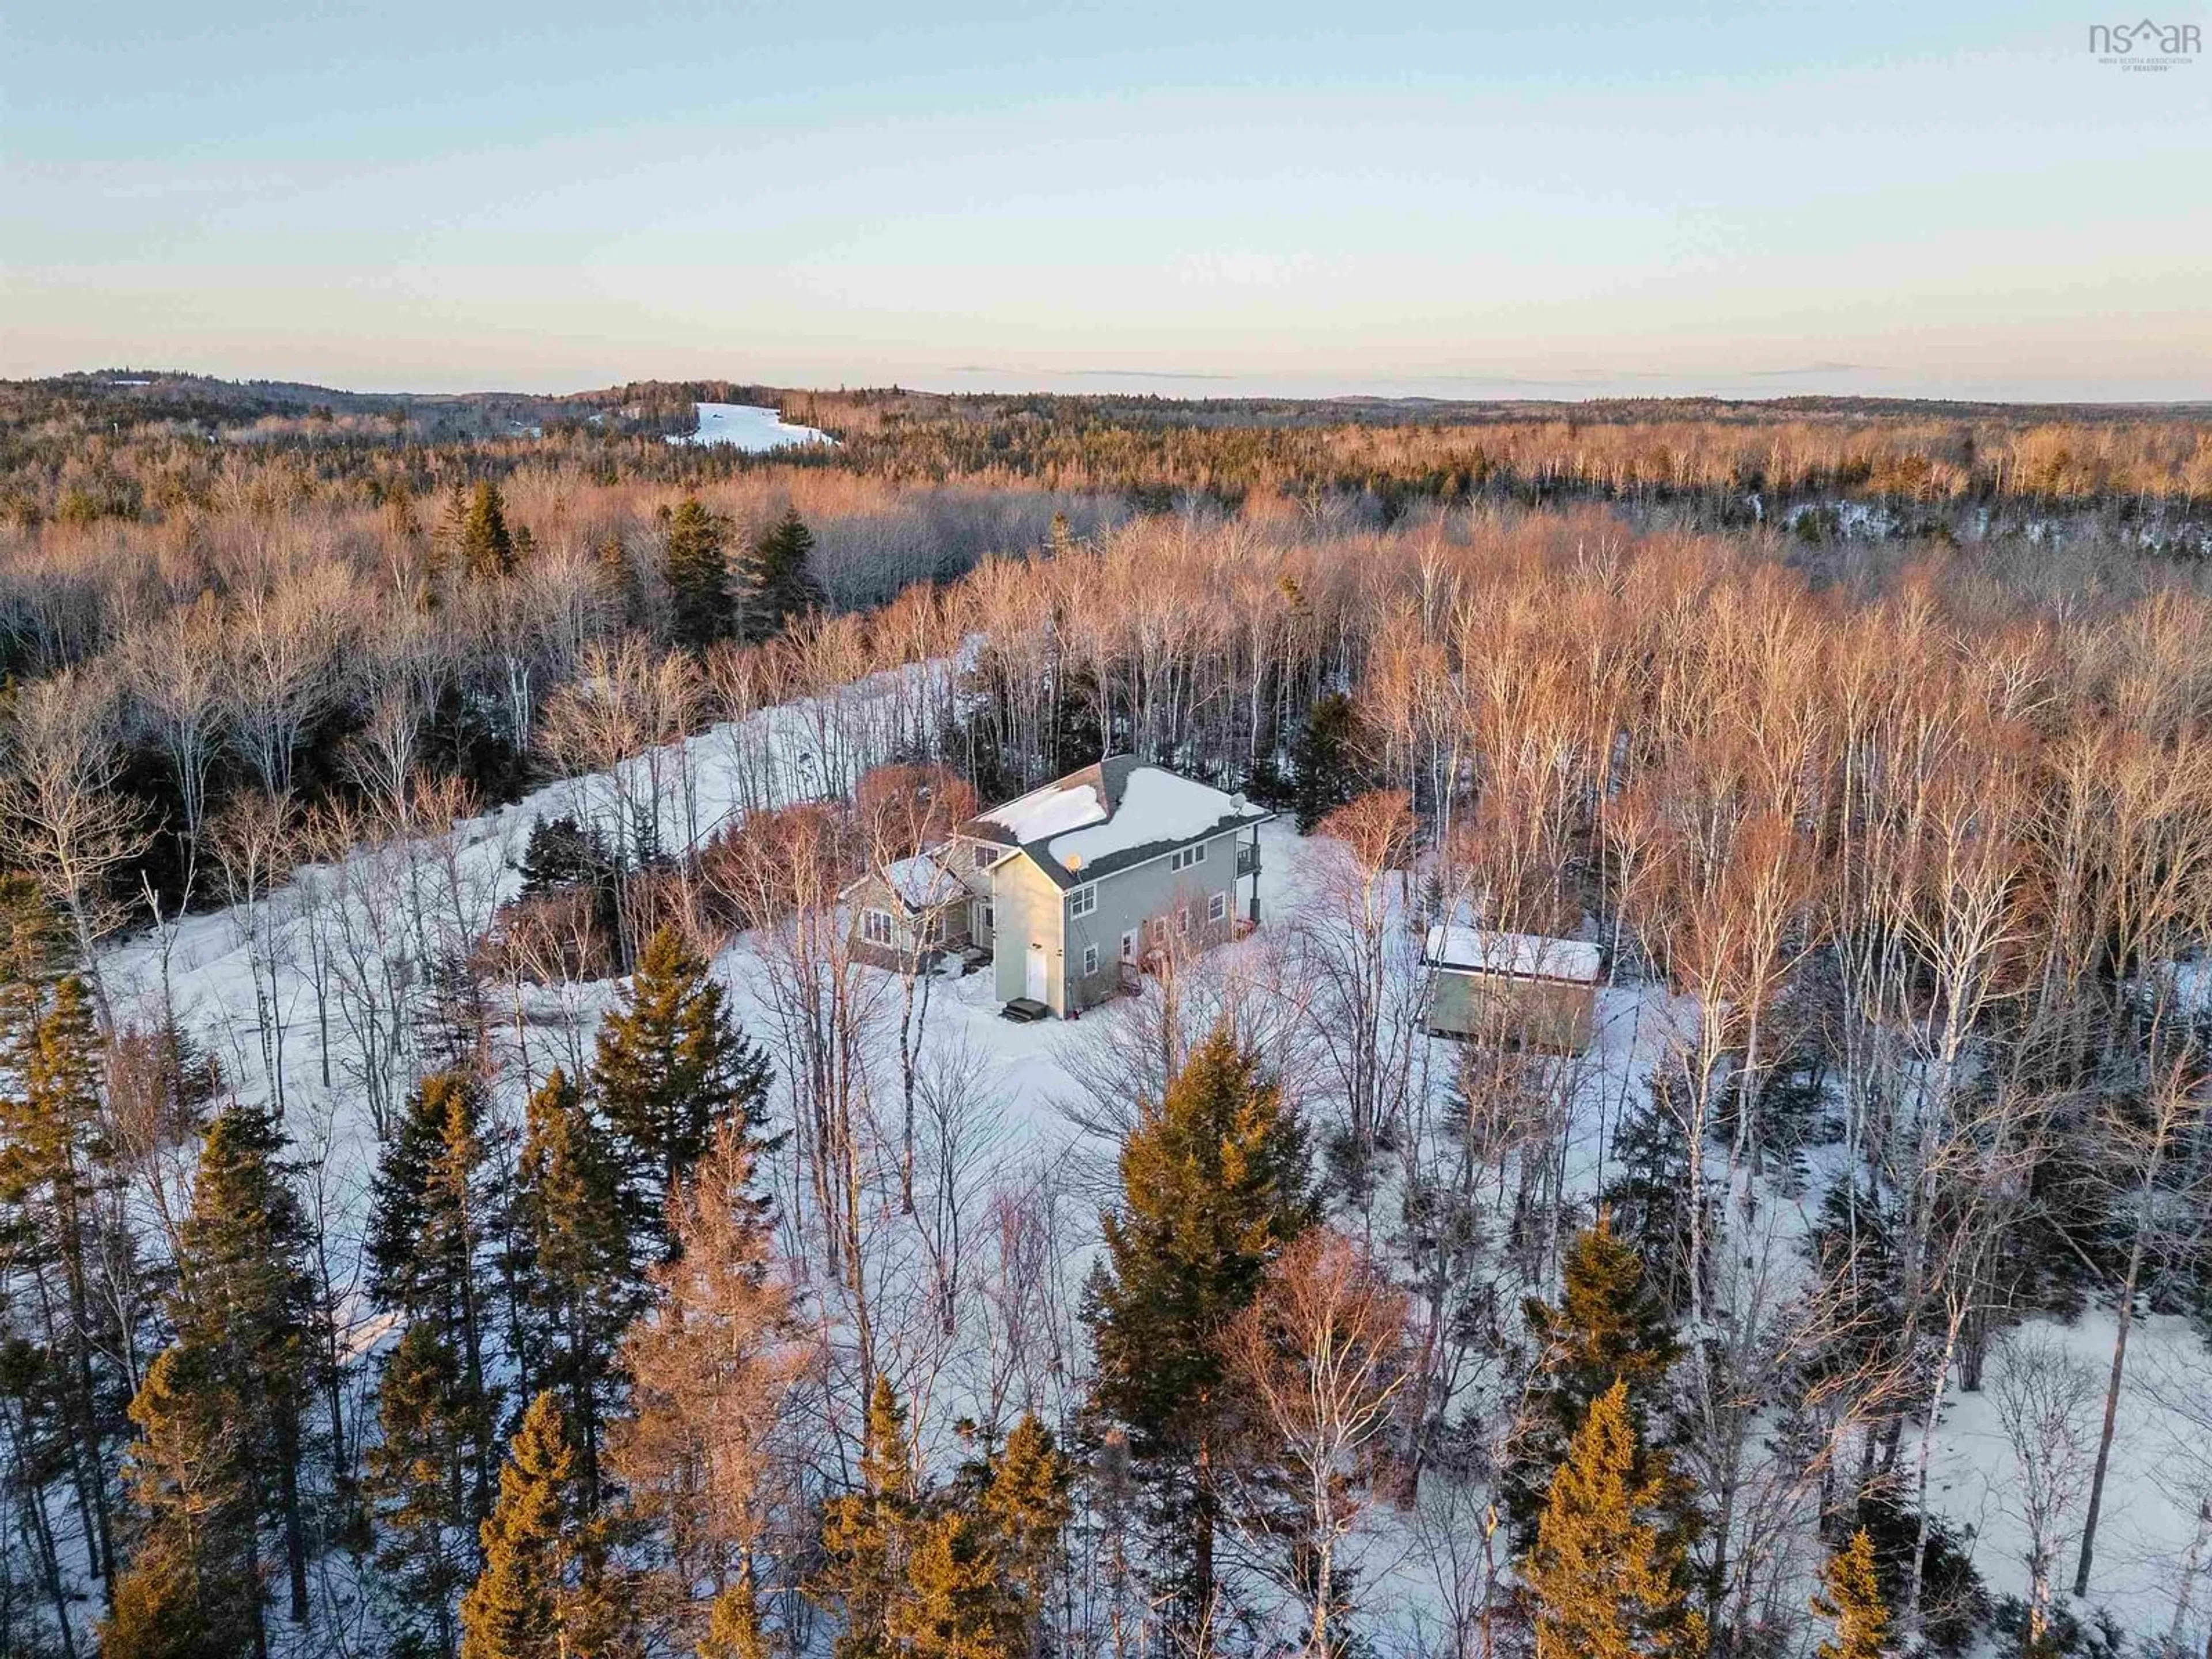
[2090,18,2200,69]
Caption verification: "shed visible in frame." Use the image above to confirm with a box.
[1422,925,1602,1054]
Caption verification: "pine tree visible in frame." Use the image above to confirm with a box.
[100,1342,260,1659]
[1291,692,1363,834]
[1086,1022,1313,1634]
[664,497,736,650]
[368,1323,471,1659]
[1522,1381,1705,1659]
[461,482,516,580]
[596,533,638,623]
[892,1508,1014,1659]
[815,1376,918,1659]
[512,1067,640,1504]
[592,925,771,1228]
[1810,1529,1889,1659]
[735,508,824,645]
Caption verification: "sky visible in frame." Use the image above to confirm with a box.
[3,1,2207,401]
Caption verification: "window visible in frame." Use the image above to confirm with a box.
[1121,929,1138,962]
[980,902,995,930]
[1082,943,1099,975]
[861,909,895,947]
[1169,844,1203,873]
[1070,884,1097,918]
[1177,906,1191,936]
[1207,891,1229,923]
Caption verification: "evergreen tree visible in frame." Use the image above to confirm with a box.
[1290,692,1363,834]
[735,508,824,645]
[109,1100,320,1649]
[977,1415,1073,1658]
[591,926,771,1228]
[1521,1381,1704,1659]
[459,1391,621,1659]
[1811,1529,1889,1659]
[100,1343,260,1659]
[0,974,123,1591]
[664,497,736,650]
[368,1071,502,1524]
[1086,1023,1313,1634]
[368,1323,471,1659]
[1509,1210,1680,1542]
[511,1068,640,1503]
[596,533,638,623]
[460,482,516,580]
[892,1508,1014,1659]
[698,1569,774,1659]
[815,1376,918,1659]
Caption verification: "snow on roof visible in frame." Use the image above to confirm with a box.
[1423,925,1602,984]
[878,853,965,912]
[1047,767,1253,870]
[976,779,1108,843]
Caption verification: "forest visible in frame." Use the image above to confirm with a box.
[1,376,2211,1659]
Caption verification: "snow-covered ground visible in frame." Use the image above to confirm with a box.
[666,401,839,450]
[91,655,2212,1655]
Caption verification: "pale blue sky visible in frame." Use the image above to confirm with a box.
[3,1,2206,398]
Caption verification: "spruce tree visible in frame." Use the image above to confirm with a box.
[1086,1022,1313,1634]
[815,1376,918,1659]
[1811,1529,1889,1659]
[0,974,122,1590]
[101,1342,260,1659]
[460,482,516,580]
[591,925,770,1228]
[1291,692,1363,834]
[460,1392,571,1659]
[1522,1381,1704,1659]
[1509,1209,1680,1542]
[368,1323,471,1659]
[698,1567,774,1659]
[110,1100,320,1649]
[511,1067,640,1503]
[664,497,736,650]
[368,1071,501,1524]
[735,508,824,645]
[458,1391,623,1659]
[979,1414,1073,1657]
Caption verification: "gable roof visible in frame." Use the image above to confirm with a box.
[839,851,965,915]
[961,756,1269,891]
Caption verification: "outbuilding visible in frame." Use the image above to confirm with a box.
[1422,925,1602,1054]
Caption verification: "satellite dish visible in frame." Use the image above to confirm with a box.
[1064,852,1083,871]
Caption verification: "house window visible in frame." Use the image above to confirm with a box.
[1207,891,1228,923]
[1082,943,1099,975]
[1070,884,1097,918]
[1121,929,1138,962]
[979,902,995,930]
[1169,844,1201,873]
[862,909,895,947]
[1177,906,1191,935]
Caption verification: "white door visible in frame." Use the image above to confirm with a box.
[1025,944,1048,1003]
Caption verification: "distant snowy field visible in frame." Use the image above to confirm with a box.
[666,402,839,450]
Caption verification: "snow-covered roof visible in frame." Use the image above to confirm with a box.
[1423,926,1602,984]
[962,756,1269,889]
[842,851,966,914]
[975,779,1108,843]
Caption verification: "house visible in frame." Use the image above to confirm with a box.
[921,756,1270,1018]
[1422,925,1602,1054]
[842,851,972,972]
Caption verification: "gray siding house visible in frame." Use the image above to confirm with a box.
[946,757,1270,1017]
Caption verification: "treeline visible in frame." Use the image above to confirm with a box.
[3,448,2212,1657]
